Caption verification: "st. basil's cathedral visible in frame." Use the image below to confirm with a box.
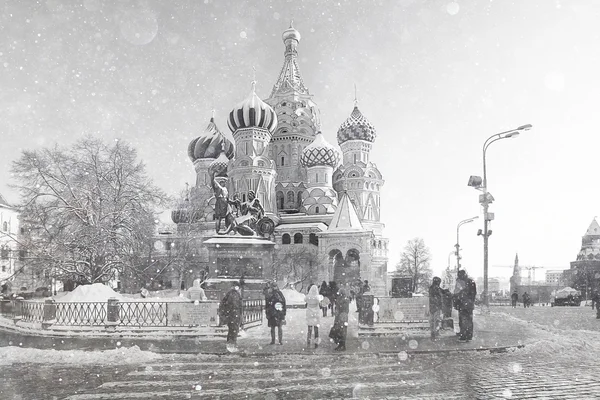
[170,25,389,296]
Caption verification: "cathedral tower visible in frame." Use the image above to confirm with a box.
[227,82,279,216]
[333,102,384,235]
[266,24,320,213]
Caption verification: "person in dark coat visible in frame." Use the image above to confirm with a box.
[429,277,443,340]
[265,281,286,345]
[511,291,519,308]
[592,291,600,319]
[329,287,350,351]
[454,269,477,342]
[522,292,530,308]
[319,281,330,317]
[219,281,243,351]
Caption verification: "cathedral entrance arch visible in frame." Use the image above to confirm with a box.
[329,249,344,283]
[330,248,361,285]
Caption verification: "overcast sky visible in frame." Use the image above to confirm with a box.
[1,0,599,280]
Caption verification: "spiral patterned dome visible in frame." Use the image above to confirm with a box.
[208,149,230,178]
[188,117,234,161]
[228,82,277,134]
[300,131,340,168]
[336,106,377,144]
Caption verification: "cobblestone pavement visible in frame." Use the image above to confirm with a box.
[2,350,600,400]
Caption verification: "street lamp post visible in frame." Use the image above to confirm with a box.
[469,124,532,308]
[456,216,479,271]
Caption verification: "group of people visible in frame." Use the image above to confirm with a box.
[220,271,479,352]
[262,280,352,351]
[429,269,477,343]
[511,291,531,308]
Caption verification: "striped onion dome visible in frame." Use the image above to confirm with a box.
[300,131,340,168]
[336,106,377,144]
[228,82,277,134]
[188,117,234,161]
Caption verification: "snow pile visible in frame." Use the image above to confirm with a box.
[494,311,600,357]
[58,283,125,302]
[0,345,161,366]
[281,288,306,305]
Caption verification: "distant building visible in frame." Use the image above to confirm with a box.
[545,270,567,285]
[0,193,20,289]
[475,277,501,293]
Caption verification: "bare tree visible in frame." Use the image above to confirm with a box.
[396,237,433,293]
[123,185,214,293]
[272,246,323,292]
[10,137,168,285]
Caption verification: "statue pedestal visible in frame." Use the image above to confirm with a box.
[203,236,276,300]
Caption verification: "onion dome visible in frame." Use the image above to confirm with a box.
[188,117,234,162]
[228,82,277,134]
[208,149,230,178]
[282,24,301,43]
[300,131,340,168]
[171,198,201,224]
[336,106,377,144]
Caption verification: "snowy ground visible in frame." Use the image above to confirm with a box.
[1,305,600,399]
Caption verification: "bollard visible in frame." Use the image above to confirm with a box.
[359,294,374,326]
[13,300,23,324]
[42,299,56,330]
[106,297,120,331]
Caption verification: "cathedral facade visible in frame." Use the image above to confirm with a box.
[172,26,389,295]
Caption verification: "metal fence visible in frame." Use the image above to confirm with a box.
[119,302,167,327]
[55,302,107,325]
[1,298,263,329]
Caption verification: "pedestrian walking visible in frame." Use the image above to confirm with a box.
[511,291,519,308]
[454,269,477,343]
[305,284,321,348]
[592,291,600,319]
[329,287,350,351]
[319,281,330,317]
[523,292,530,308]
[428,277,443,340]
[265,281,286,345]
[219,281,243,352]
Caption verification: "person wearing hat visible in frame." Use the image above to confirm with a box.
[454,269,477,342]
[219,281,243,351]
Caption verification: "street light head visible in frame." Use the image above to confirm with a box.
[517,124,533,131]
[504,131,520,138]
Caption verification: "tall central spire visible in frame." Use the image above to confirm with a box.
[270,22,309,97]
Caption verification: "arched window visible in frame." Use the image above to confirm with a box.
[257,160,265,167]
[281,156,285,166]
[277,191,284,210]
[2,222,7,232]
[353,154,357,164]
[297,191,303,207]
[309,233,318,246]
[294,233,303,244]
[282,234,291,245]
[315,206,320,214]
[287,191,294,203]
